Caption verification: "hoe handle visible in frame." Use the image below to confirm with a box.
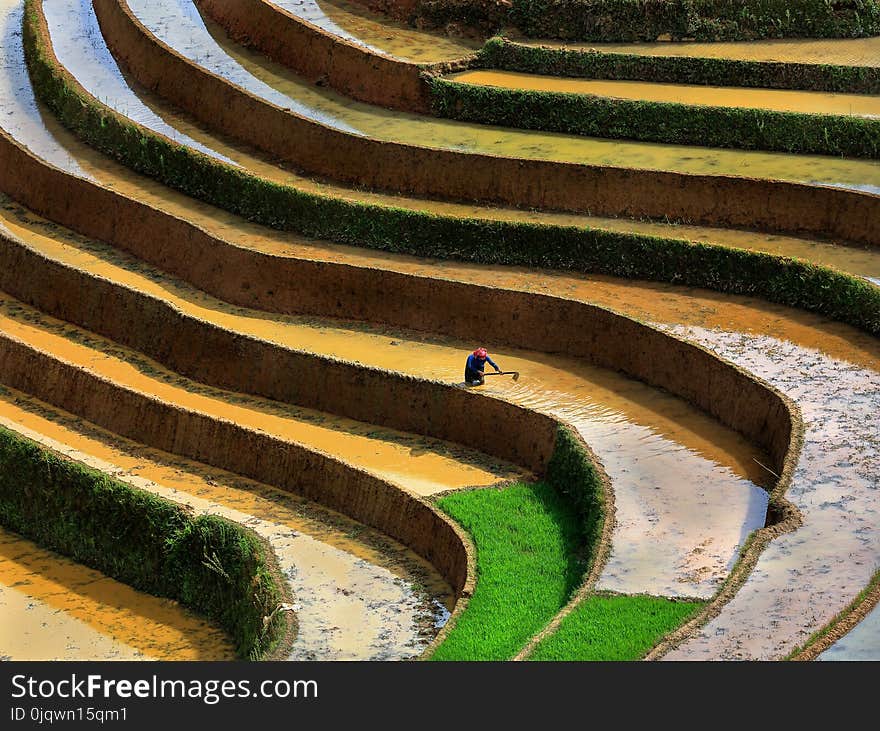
[484,371,520,380]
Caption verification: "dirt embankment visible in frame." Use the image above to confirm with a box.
[0,329,471,594]
[92,0,880,246]
[0,231,558,473]
[0,124,792,477]
[0,146,558,475]
[197,0,444,112]
[349,0,420,23]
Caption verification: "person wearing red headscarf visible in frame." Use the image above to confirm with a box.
[464,347,502,386]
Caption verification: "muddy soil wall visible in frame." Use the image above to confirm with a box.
[364,0,880,43]
[0,127,792,473]
[0,331,471,593]
[349,0,418,23]
[0,229,559,475]
[197,0,435,112]
[92,0,880,246]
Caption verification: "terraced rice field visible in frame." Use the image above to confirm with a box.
[0,0,878,661]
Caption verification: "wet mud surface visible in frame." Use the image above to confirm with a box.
[267,0,475,61]
[115,0,880,193]
[660,325,880,659]
[0,525,235,660]
[0,384,453,659]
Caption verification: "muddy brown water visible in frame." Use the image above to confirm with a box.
[0,291,516,495]
[0,525,235,660]
[115,0,880,193]
[4,0,880,655]
[266,0,476,62]
[0,384,454,660]
[0,198,773,599]
[524,36,880,67]
[450,70,880,118]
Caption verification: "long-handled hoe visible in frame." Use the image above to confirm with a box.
[484,371,521,382]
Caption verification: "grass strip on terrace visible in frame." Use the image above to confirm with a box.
[430,73,880,158]
[430,481,586,660]
[527,593,703,661]
[417,0,880,43]
[21,0,880,338]
[477,37,880,95]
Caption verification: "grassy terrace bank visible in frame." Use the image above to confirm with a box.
[22,3,880,338]
[475,37,880,95]
[430,73,880,157]
[413,0,880,42]
[0,425,292,660]
[431,427,610,660]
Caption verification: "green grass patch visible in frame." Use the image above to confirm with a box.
[430,481,586,660]
[528,593,703,661]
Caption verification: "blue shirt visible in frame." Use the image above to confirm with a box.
[465,354,498,374]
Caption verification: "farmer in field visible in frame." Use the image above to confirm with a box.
[464,347,502,386]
